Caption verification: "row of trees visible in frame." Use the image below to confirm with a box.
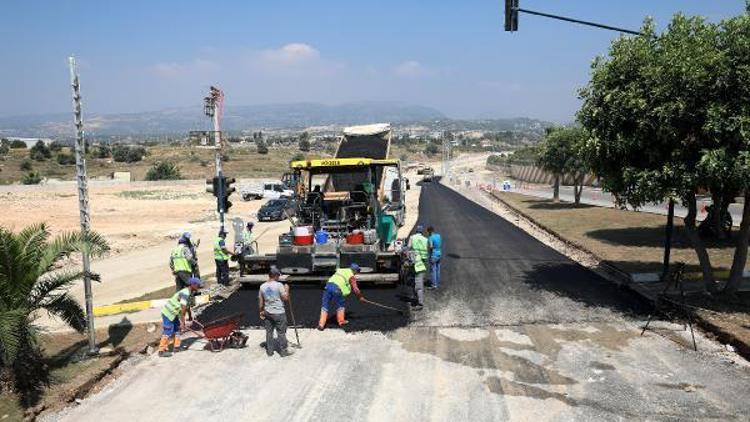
[537,10,750,294]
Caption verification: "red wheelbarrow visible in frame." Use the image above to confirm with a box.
[188,313,247,352]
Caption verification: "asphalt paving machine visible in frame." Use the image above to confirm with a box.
[240,123,409,284]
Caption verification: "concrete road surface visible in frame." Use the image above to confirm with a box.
[49,182,750,422]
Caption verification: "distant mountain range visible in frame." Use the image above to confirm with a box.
[0,101,552,138]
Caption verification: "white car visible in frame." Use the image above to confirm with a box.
[241,182,294,201]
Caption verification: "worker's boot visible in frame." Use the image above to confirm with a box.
[173,335,182,352]
[317,311,328,331]
[158,336,171,357]
[336,310,349,327]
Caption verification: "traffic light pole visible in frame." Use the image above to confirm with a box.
[504,1,643,36]
[213,115,225,233]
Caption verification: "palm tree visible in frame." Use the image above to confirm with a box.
[0,223,108,404]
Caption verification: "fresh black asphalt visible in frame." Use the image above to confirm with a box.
[200,181,649,331]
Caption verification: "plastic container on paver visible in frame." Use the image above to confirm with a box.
[315,230,329,244]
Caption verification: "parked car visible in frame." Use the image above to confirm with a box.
[241,181,294,201]
[257,198,297,221]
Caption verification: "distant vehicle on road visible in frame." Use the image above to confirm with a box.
[422,167,434,182]
[257,198,297,221]
[241,181,294,201]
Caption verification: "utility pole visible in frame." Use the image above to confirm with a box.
[68,56,97,355]
[442,133,452,178]
[204,86,226,232]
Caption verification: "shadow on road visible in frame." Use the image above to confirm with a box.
[521,262,652,317]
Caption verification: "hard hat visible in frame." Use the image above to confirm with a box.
[416,224,424,233]
[188,277,204,287]
[350,263,361,273]
[269,265,281,277]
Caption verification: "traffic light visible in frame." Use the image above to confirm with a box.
[206,176,220,195]
[222,177,236,212]
[504,0,519,32]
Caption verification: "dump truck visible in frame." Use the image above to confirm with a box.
[239,123,408,284]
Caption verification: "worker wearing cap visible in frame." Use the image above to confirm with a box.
[258,266,293,357]
[408,225,429,310]
[159,277,203,357]
[214,230,233,286]
[170,232,197,291]
[317,263,364,330]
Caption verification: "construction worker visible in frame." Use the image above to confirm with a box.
[214,230,233,286]
[317,263,364,330]
[170,232,197,291]
[408,225,429,310]
[242,222,254,245]
[426,226,442,290]
[159,276,203,357]
[258,266,293,357]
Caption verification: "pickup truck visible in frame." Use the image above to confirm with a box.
[241,181,294,201]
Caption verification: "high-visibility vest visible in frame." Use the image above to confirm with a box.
[413,254,427,273]
[328,268,354,296]
[242,229,253,244]
[410,233,429,261]
[162,287,190,320]
[171,245,192,273]
[214,237,229,261]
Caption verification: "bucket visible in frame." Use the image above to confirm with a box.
[363,229,377,244]
[346,231,364,245]
[294,226,312,237]
[293,235,314,246]
[315,230,329,244]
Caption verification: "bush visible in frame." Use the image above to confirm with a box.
[256,139,269,155]
[145,161,182,181]
[56,153,76,165]
[22,172,43,185]
[290,153,305,163]
[19,159,33,171]
[49,141,65,152]
[93,145,111,159]
[112,146,145,163]
[0,139,9,156]
[299,138,311,152]
[10,140,26,149]
[424,143,439,156]
[29,141,51,161]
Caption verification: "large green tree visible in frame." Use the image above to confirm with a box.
[578,13,750,294]
[537,126,589,203]
[0,224,109,404]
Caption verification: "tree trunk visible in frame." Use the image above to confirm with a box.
[683,193,717,293]
[711,191,726,239]
[724,193,750,294]
[574,174,584,204]
[553,175,560,203]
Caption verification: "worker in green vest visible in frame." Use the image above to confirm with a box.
[317,263,364,330]
[159,277,203,357]
[170,232,197,291]
[214,230,233,286]
[242,222,254,245]
[408,225,429,310]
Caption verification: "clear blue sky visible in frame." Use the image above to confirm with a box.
[1,1,745,122]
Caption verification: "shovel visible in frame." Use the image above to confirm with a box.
[361,298,406,315]
[287,293,302,348]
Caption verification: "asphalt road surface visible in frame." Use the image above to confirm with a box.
[52,181,750,422]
